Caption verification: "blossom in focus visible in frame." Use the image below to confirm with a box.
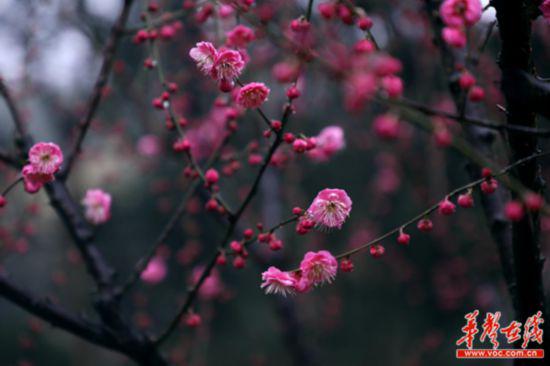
[299,250,338,286]
[307,126,345,162]
[307,188,352,229]
[236,82,270,108]
[28,142,64,175]
[22,164,53,194]
[22,142,64,193]
[260,266,296,296]
[82,189,112,225]
[141,257,167,284]
[210,49,245,83]
[189,41,218,75]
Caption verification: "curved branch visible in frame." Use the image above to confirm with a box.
[0,273,119,352]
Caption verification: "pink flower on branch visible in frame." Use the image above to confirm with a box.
[440,0,482,27]
[189,41,218,75]
[260,266,296,296]
[28,142,63,175]
[307,188,352,229]
[210,49,245,88]
[442,27,467,48]
[22,142,64,193]
[226,25,256,48]
[299,250,338,286]
[236,82,270,108]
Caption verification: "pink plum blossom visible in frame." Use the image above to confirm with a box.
[299,250,338,286]
[22,164,51,194]
[307,126,346,162]
[28,142,63,175]
[189,41,218,75]
[260,266,296,296]
[137,135,162,157]
[440,0,482,27]
[373,114,400,140]
[82,189,112,225]
[140,257,167,284]
[236,82,270,108]
[192,267,224,300]
[226,25,255,48]
[442,27,467,48]
[210,49,246,83]
[307,188,352,229]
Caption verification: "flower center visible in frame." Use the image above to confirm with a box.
[454,1,466,15]
[40,153,52,163]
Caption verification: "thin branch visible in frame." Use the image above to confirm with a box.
[116,133,232,297]
[288,150,550,270]
[155,103,294,346]
[0,77,31,157]
[383,97,550,137]
[60,0,135,179]
[143,12,235,218]
[0,273,119,352]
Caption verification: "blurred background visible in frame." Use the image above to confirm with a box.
[0,0,549,365]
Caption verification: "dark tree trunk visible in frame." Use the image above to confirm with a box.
[493,0,548,363]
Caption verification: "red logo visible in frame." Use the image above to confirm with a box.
[456,310,544,359]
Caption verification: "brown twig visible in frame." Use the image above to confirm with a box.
[60,0,135,179]
[155,103,294,345]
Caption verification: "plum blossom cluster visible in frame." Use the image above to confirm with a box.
[260,162,547,297]
[440,0,482,48]
[272,125,345,163]
[260,188,352,295]
[261,250,338,296]
[22,142,64,193]
[189,41,246,92]
[81,189,112,225]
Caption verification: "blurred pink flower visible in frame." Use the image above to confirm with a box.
[440,0,482,27]
[307,126,345,162]
[373,114,400,140]
[82,189,112,225]
[141,257,167,284]
[226,25,255,48]
[442,27,467,48]
[137,135,161,157]
[542,1,550,21]
[191,267,224,300]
